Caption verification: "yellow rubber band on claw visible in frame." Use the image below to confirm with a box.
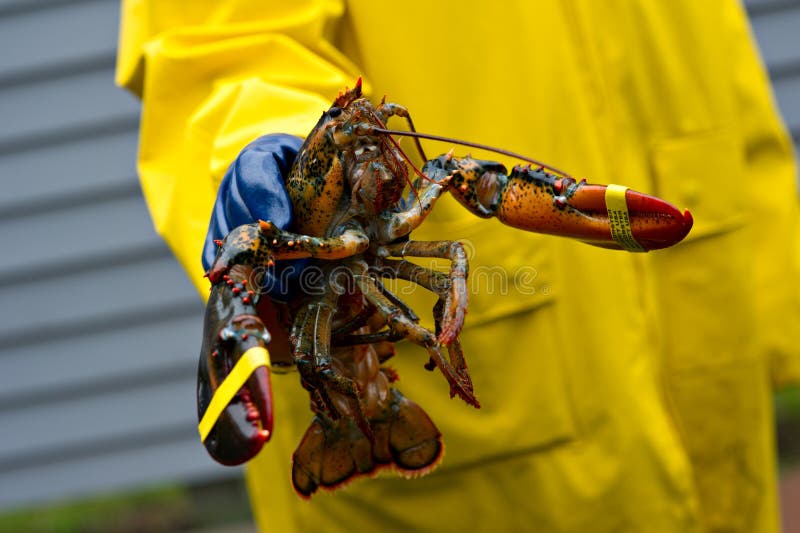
[198,346,271,442]
[605,184,646,252]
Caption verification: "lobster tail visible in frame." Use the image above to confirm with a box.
[378,389,443,473]
[291,388,442,498]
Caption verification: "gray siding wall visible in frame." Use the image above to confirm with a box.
[0,0,797,510]
[0,0,236,510]
[750,0,800,145]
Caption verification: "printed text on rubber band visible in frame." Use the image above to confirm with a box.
[605,184,646,252]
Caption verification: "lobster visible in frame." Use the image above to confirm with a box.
[196,78,693,497]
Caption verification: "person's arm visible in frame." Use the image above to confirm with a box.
[116,0,363,295]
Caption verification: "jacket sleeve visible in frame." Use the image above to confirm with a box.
[115,0,363,296]
[730,7,800,387]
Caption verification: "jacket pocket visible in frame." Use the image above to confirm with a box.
[649,128,757,374]
[650,129,747,241]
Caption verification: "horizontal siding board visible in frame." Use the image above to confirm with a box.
[773,74,800,134]
[0,128,137,208]
[0,376,198,464]
[748,3,800,72]
[0,0,118,77]
[745,0,800,15]
[0,0,94,14]
[0,192,163,276]
[0,438,240,509]
[0,313,203,403]
[0,0,61,10]
[0,67,140,147]
[0,254,200,342]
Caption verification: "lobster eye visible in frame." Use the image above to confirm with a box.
[328,106,342,118]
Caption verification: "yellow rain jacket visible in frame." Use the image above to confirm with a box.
[117,1,800,531]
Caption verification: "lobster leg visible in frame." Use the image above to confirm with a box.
[378,240,469,345]
[197,265,274,466]
[290,266,377,441]
[425,155,693,251]
[207,220,369,283]
[377,259,453,338]
[377,258,470,387]
[347,259,479,408]
[291,294,363,420]
[290,299,339,415]
[375,172,450,242]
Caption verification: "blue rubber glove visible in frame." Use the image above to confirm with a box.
[202,134,306,300]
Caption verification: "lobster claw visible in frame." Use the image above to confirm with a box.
[427,155,693,251]
[197,283,275,466]
[560,182,694,251]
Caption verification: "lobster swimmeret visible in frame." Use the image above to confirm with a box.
[196,78,693,497]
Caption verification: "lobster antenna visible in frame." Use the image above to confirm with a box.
[381,128,432,184]
[401,114,427,162]
[366,109,433,199]
[371,127,575,180]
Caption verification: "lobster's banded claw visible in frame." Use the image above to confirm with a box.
[429,155,693,252]
[198,305,275,466]
[562,183,694,251]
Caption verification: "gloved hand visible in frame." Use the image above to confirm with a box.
[202,133,305,300]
